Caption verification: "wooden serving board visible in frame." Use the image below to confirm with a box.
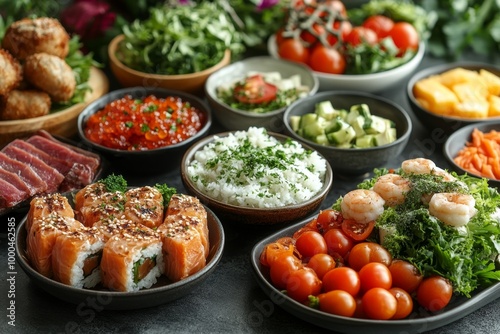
[0,67,109,147]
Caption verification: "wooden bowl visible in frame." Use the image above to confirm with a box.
[108,34,231,95]
[0,67,109,147]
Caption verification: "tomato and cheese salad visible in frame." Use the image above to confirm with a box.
[259,158,500,320]
[216,72,311,113]
[275,0,426,75]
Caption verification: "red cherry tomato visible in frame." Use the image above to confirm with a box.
[316,209,343,233]
[362,287,397,320]
[389,287,414,319]
[308,45,346,74]
[323,0,347,18]
[295,230,327,258]
[307,253,336,280]
[300,23,326,46]
[233,75,277,105]
[286,267,322,302]
[344,26,378,46]
[358,262,392,292]
[362,15,395,39]
[322,266,361,296]
[388,22,419,55]
[341,219,375,241]
[416,276,453,312]
[327,20,353,46]
[278,38,310,64]
[269,253,302,290]
[323,228,354,259]
[388,259,423,294]
[259,237,295,267]
[318,290,356,317]
[348,242,392,271]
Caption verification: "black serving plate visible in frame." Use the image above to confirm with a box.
[250,217,500,334]
[16,203,225,310]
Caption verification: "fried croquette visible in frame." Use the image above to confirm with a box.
[0,90,51,120]
[23,53,76,103]
[0,49,22,95]
[2,17,70,60]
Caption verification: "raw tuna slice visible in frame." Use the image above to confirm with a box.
[0,168,31,199]
[2,146,63,193]
[0,152,47,195]
[0,178,27,209]
[8,139,73,175]
[58,163,95,192]
[27,135,100,171]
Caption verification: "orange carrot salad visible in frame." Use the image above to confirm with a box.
[454,128,500,179]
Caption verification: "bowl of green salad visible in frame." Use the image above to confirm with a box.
[283,91,412,175]
[204,56,319,132]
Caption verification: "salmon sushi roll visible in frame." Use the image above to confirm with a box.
[74,182,107,212]
[76,190,127,227]
[166,194,209,258]
[26,193,74,233]
[124,186,164,229]
[52,228,105,288]
[157,214,206,282]
[100,225,163,292]
[92,217,136,242]
[26,214,83,278]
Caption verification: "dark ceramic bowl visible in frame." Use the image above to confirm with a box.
[407,62,500,134]
[77,87,212,173]
[444,121,500,187]
[205,56,319,132]
[283,91,412,176]
[180,130,333,225]
[16,198,225,310]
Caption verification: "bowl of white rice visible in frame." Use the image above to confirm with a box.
[181,127,333,225]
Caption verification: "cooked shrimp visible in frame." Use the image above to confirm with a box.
[341,189,385,225]
[401,158,456,182]
[372,173,411,206]
[428,193,477,227]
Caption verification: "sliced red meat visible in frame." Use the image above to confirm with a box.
[27,135,100,171]
[0,168,31,199]
[2,145,64,193]
[0,152,47,195]
[8,139,73,175]
[0,178,27,209]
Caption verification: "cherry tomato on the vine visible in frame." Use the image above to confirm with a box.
[362,15,395,39]
[286,267,322,302]
[307,253,336,280]
[389,287,413,319]
[318,290,356,317]
[344,26,378,46]
[348,242,392,271]
[300,23,326,46]
[278,38,310,64]
[362,287,397,320]
[308,45,346,74]
[327,20,353,46]
[416,276,453,312]
[388,259,423,294]
[388,22,419,55]
[358,262,392,292]
[295,230,327,258]
[322,266,360,296]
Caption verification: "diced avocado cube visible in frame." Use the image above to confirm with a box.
[303,122,325,139]
[315,134,329,145]
[326,122,356,145]
[365,115,387,134]
[356,134,375,148]
[289,116,301,132]
[350,116,366,137]
[299,113,318,128]
[324,119,342,134]
[315,101,337,120]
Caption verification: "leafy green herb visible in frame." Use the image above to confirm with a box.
[154,183,177,207]
[99,174,128,193]
[117,1,245,75]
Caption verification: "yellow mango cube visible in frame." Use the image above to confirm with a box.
[453,101,489,118]
[438,68,479,88]
[413,78,458,115]
[488,95,500,117]
[451,80,489,103]
[480,69,500,95]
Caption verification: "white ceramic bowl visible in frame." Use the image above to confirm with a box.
[267,35,425,92]
[205,56,319,132]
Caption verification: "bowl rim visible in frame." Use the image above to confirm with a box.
[204,55,320,118]
[77,86,212,155]
[267,34,426,81]
[406,61,500,122]
[108,34,231,80]
[283,90,413,152]
[181,130,333,213]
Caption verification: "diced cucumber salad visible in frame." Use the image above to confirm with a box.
[290,101,397,148]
